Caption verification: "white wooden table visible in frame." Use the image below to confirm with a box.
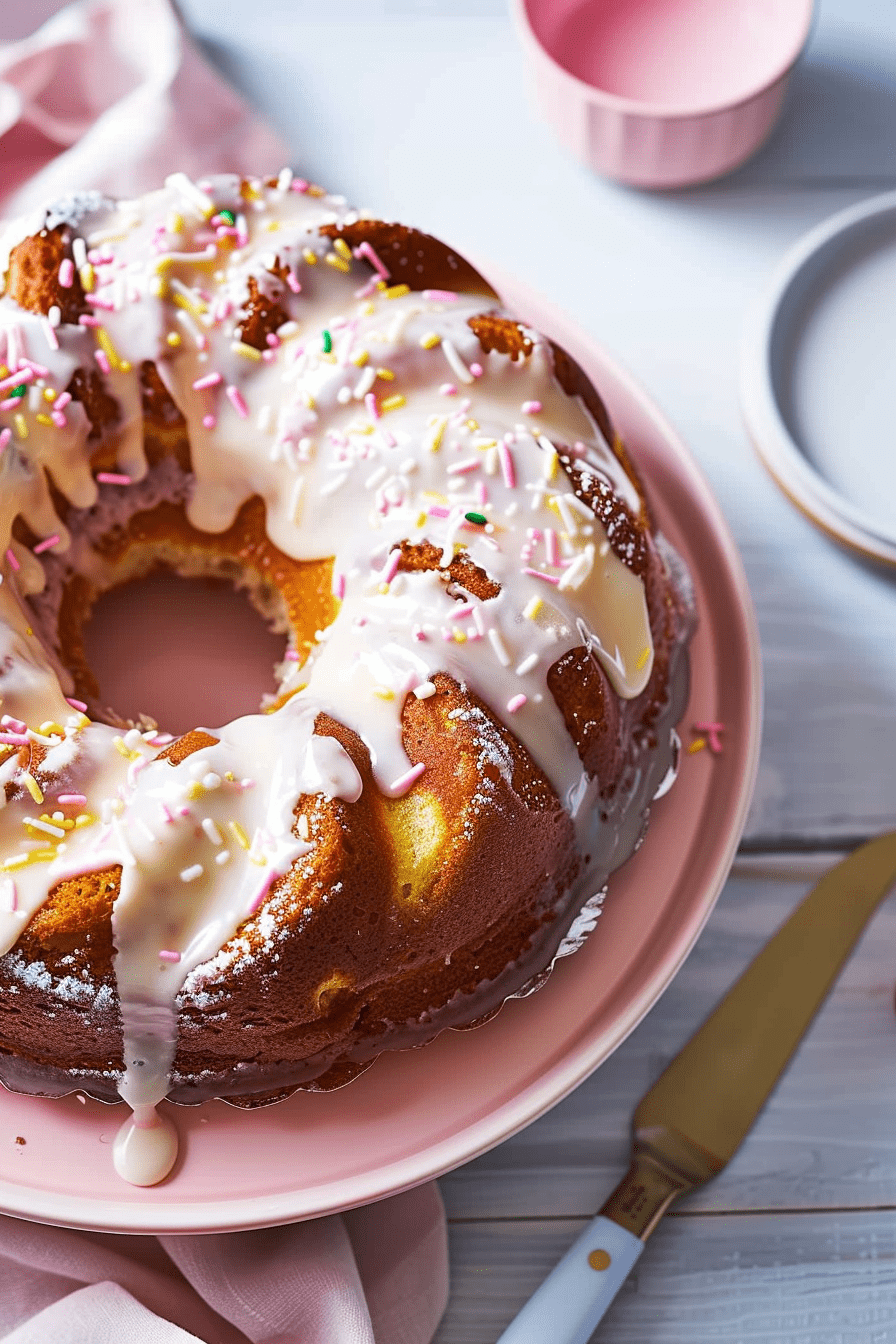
[12,0,896,1335]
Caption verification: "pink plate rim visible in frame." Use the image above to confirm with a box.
[0,273,762,1234]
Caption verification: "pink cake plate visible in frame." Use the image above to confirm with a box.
[0,273,761,1234]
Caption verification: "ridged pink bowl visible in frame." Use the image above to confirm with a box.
[512,0,815,188]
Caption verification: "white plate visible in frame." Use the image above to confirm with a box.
[741,190,896,566]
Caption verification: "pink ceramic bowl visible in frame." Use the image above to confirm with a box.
[512,0,815,188]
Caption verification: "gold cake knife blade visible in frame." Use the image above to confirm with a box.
[603,830,896,1239]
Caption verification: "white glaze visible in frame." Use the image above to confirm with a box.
[0,173,668,1184]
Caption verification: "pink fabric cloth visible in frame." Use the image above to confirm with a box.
[0,4,449,1340]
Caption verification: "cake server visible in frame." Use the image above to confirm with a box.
[496,830,896,1343]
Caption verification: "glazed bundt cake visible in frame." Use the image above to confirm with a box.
[0,172,693,1182]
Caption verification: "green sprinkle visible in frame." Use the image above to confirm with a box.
[321,329,332,354]
[217,208,235,226]
[9,386,26,400]
[464,511,487,526]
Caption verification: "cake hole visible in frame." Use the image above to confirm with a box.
[83,570,287,735]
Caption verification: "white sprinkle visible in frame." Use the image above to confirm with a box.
[353,366,376,399]
[290,476,304,522]
[165,171,215,219]
[180,864,203,883]
[202,818,223,845]
[336,386,352,404]
[365,466,387,490]
[488,628,512,667]
[413,681,437,699]
[25,816,65,839]
[72,237,87,269]
[441,339,473,385]
[202,773,222,790]
[215,849,231,866]
[297,814,310,841]
[257,403,273,432]
[516,653,539,676]
[47,305,61,329]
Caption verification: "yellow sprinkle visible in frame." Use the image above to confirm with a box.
[420,332,441,350]
[325,253,350,273]
[231,341,262,361]
[1,855,29,872]
[373,687,395,700]
[427,416,447,452]
[35,414,54,427]
[301,391,316,410]
[351,350,369,367]
[302,248,318,266]
[119,360,132,373]
[380,394,406,413]
[186,781,206,800]
[376,367,395,381]
[361,302,375,316]
[166,332,182,347]
[416,511,427,528]
[464,418,480,432]
[229,820,250,849]
[79,263,95,292]
[384,283,410,299]
[97,328,120,370]
[266,219,282,231]
[688,737,706,754]
[307,184,326,198]
[151,277,168,298]
[636,646,651,670]
[241,181,262,200]
[112,735,140,762]
[172,291,208,316]
[543,445,558,480]
[168,212,184,233]
[453,629,467,644]
[21,773,43,804]
[523,596,543,621]
[38,722,63,736]
[13,414,27,441]
[333,237,353,261]
[74,813,96,829]
[0,365,8,379]
[377,583,390,595]
[474,439,498,451]
[42,387,56,403]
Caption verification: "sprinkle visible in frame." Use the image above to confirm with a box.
[381,393,406,413]
[523,596,543,621]
[488,628,512,667]
[428,505,451,519]
[354,239,390,279]
[325,252,350,273]
[515,653,539,676]
[66,697,87,711]
[507,694,527,713]
[226,385,249,418]
[94,350,111,374]
[302,248,318,265]
[498,442,516,489]
[636,646,651,670]
[693,721,724,754]
[41,319,59,351]
[215,850,231,866]
[426,415,447,452]
[332,571,346,600]
[390,761,426,795]
[0,429,10,453]
[0,733,28,746]
[57,793,87,806]
[58,258,75,288]
[202,414,217,430]
[464,510,487,526]
[522,400,542,415]
[419,332,441,350]
[229,820,250,849]
[470,362,483,378]
[545,528,560,566]
[166,332,182,347]
[381,549,402,584]
[47,305,61,329]
[413,681,437,699]
[365,391,379,421]
[384,283,410,299]
[441,339,473,385]
[289,476,304,522]
[79,263,95,293]
[21,774,43,804]
[202,818,223,845]
[192,371,222,390]
[96,472,131,486]
[447,457,479,475]
[523,566,560,586]
[321,329,332,354]
[25,817,65,839]
[0,368,35,395]
[423,289,457,301]
[180,864,203,883]
[688,737,706,754]
[165,172,215,219]
[231,341,261,361]
[159,950,181,963]
[1,716,26,733]
[32,534,60,555]
[217,208,236,226]
[247,869,278,915]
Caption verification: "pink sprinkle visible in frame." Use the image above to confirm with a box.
[545,528,560,567]
[192,371,222,390]
[158,950,181,963]
[265,332,281,348]
[33,534,60,555]
[390,761,426,796]
[226,385,249,419]
[178,806,192,818]
[0,429,11,452]
[202,414,217,430]
[522,400,542,415]
[1,715,26,733]
[413,626,427,642]
[0,397,22,412]
[523,566,560,585]
[447,457,479,476]
[96,472,131,486]
[449,604,474,621]
[51,411,67,428]
[284,649,300,661]
[498,442,516,489]
[332,572,346,600]
[94,350,111,374]
[41,319,59,351]
[54,392,71,411]
[423,290,457,302]
[6,548,20,571]
[354,239,390,280]
[476,481,488,506]
[439,383,457,396]
[286,271,302,294]
[66,697,87,711]
[0,733,28,746]
[20,360,49,378]
[507,694,527,713]
[470,363,483,378]
[694,721,725,754]
[86,294,116,311]
[428,505,451,519]
[291,178,310,193]
[248,869,278,915]
[381,549,401,584]
[78,314,101,328]
[365,391,379,421]
[58,258,74,288]
[0,367,35,394]
[154,733,174,746]
[57,793,87,806]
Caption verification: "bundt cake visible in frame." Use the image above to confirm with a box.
[0,171,693,1183]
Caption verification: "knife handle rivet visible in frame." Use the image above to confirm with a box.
[588,1249,612,1271]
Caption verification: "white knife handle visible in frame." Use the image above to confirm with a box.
[495,1214,643,1344]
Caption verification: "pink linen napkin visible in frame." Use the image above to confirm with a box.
[0,3,449,1341]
